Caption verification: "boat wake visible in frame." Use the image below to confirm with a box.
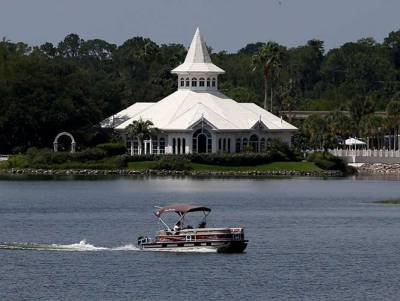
[0,240,216,253]
[0,240,140,252]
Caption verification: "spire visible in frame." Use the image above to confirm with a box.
[171,28,224,74]
[184,27,212,64]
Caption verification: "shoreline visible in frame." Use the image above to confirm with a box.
[0,168,343,178]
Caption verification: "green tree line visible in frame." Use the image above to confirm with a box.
[1,29,400,153]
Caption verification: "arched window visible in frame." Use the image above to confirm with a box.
[212,78,216,87]
[260,138,266,152]
[218,138,222,151]
[249,135,259,152]
[182,138,186,154]
[206,78,211,87]
[193,129,212,153]
[159,138,165,154]
[227,138,231,153]
[243,138,248,147]
[223,138,226,151]
[173,138,176,155]
[192,78,197,87]
[180,78,185,87]
[236,138,241,153]
[177,138,181,155]
[199,78,205,87]
[186,78,190,87]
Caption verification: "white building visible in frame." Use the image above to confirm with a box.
[102,28,297,155]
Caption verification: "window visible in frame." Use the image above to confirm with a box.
[159,138,165,154]
[218,138,222,151]
[193,129,212,153]
[223,138,226,151]
[173,138,176,155]
[212,78,216,87]
[192,78,197,87]
[260,138,266,152]
[199,78,205,87]
[152,139,158,154]
[206,78,211,87]
[182,138,186,154]
[177,138,181,155]
[180,78,184,87]
[236,138,241,153]
[243,138,248,148]
[249,135,259,152]
[227,138,231,153]
[186,78,190,87]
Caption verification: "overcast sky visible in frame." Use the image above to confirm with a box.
[1,0,399,52]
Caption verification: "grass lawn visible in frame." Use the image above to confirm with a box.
[373,199,400,205]
[127,161,322,172]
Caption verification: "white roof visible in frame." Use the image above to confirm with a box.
[113,90,297,131]
[171,28,225,74]
[102,28,297,133]
[345,138,366,145]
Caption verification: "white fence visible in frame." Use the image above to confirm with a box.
[329,149,400,158]
[0,155,9,161]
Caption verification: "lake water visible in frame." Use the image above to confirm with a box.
[1,175,400,300]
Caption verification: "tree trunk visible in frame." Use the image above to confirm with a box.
[264,76,268,110]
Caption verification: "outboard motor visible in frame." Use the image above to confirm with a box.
[137,236,150,248]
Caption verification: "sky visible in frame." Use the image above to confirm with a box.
[1,0,400,52]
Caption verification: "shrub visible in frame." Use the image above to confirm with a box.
[70,148,107,162]
[96,143,126,156]
[307,152,346,171]
[7,155,30,168]
[153,157,192,171]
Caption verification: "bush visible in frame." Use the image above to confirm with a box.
[70,148,107,162]
[7,155,29,168]
[96,143,126,156]
[153,157,192,171]
[307,152,346,171]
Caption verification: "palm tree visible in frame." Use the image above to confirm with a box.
[360,115,386,149]
[126,118,159,155]
[252,42,283,111]
[326,111,353,143]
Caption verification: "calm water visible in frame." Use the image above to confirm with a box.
[1,175,400,300]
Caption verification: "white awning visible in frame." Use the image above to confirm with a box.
[345,138,366,146]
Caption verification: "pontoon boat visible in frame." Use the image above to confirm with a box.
[137,204,248,253]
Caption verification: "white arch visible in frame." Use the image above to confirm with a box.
[53,132,76,153]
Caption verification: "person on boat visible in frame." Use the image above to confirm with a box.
[173,221,181,232]
[198,221,206,228]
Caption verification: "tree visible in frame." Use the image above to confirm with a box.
[126,119,159,155]
[359,114,387,149]
[251,42,284,111]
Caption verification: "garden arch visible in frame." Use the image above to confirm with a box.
[53,132,76,153]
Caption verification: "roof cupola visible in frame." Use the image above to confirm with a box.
[172,28,225,91]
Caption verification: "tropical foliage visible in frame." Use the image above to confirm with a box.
[1,29,400,153]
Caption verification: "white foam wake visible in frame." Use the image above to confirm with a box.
[0,240,216,253]
[0,239,140,252]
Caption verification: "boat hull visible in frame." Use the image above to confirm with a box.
[139,240,247,253]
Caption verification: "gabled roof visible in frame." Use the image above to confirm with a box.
[171,28,225,74]
[113,90,297,131]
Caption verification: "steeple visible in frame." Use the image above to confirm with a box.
[172,28,224,91]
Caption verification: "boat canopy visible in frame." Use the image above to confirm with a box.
[154,204,211,217]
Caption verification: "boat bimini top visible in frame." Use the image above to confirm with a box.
[154,204,211,231]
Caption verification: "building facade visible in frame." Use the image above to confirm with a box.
[102,28,297,155]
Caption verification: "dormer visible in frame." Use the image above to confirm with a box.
[172,28,225,91]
